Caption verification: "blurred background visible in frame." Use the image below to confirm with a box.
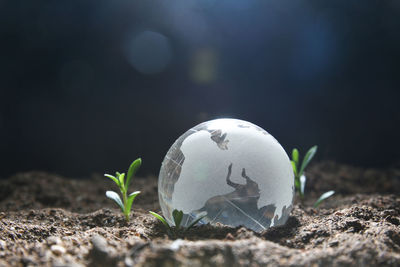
[0,0,399,178]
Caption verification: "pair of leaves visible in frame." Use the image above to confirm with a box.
[106,191,140,212]
[291,146,317,179]
[291,146,335,207]
[104,158,142,190]
[291,146,318,196]
[104,158,142,221]
[173,210,206,231]
[149,209,206,237]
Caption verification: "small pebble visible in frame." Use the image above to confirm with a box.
[125,257,134,267]
[91,235,109,253]
[51,245,66,256]
[0,240,7,250]
[329,240,339,247]
[225,233,235,240]
[47,236,61,246]
[170,239,184,251]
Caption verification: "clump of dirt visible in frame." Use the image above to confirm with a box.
[0,161,399,266]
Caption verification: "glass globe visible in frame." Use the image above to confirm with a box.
[158,118,294,232]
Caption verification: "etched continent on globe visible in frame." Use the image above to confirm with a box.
[158,118,294,232]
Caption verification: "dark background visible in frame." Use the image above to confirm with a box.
[0,0,399,178]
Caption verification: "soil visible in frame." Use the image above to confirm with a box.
[0,161,399,266]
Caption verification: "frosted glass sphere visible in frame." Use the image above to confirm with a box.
[158,118,294,232]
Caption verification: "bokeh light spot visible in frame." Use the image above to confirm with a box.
[124,31,172,75]
[189,48,217,84]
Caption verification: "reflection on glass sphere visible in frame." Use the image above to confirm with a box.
[158,118,294,232]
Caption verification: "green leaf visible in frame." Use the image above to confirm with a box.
[106,191,124,212]
[185,212,206,231]
[314,190,335,208]
[118,173,125,188]
[300,174,306,197]
[299,145,318,176]
[125,191,140,214]
[172,209,183,229]
[104,174,120,186]
[126,158,141,189]
[292,148,299,165]
[291,161,298,177]
[149,211,170,229]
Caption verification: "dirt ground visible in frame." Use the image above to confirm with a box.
[0,161,399,266]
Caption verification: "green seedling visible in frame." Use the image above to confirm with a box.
[104,158,141,222]
[291,146,334,207]
[149,209,206,238]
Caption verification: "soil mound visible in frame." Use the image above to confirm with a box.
[0,161,399,266]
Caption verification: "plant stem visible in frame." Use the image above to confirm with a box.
[122,188,129,221]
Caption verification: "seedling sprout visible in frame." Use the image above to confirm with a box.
[291,146,335,207]
[149,209,206,238]
[104,158,141,221]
